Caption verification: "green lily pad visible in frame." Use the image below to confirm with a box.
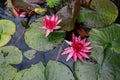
[88,24,120,53]
[45,60,75,80]
[7,0,13,8]
[0,65,17,80]
[75,24,120,80]
[75,46,120,80]
[14,62,45,80]
[25,18,65,51]
[14,69,29,80]
[0,46,23,65]
[0,20,16,47]
[23,50,36,60]
[81,0,118,28]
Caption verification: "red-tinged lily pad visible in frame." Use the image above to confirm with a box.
[56,5,73,31]
[56,0,80,31]
[0,46,23,65]
[81,0,118,28]
[25,18,65,51]
[0,19,16,47]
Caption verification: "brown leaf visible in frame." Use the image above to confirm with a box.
[76,27,88,37]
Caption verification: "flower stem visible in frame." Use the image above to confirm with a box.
[55,42,65,61]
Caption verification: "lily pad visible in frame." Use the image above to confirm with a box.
[81,0,118,28]
[0,19,16,47]
[0,65,17,80]
[14,69,29,80]
[23,50,36,60]
[75,46,120,80]
[88,24,120,53]
[7,0,13,8]
[45,60,75,80]
[25,18,65,51]
[0,46,23,65]
[14,62,45,80]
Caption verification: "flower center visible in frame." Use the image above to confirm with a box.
[72,42,83,52]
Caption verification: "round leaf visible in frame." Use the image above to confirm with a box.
[0,65,17,80]
[75,61,98,80]
[15,62,45,80]
[25,18,65,51]
[0,46,23,65]
[23,50,36,60]
[88,24,120,53]
[0,19,16,47]
[75,53,120,80]
[81,0,118,28]
[45,60,75,80]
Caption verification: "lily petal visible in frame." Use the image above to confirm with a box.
[66,52,73,61]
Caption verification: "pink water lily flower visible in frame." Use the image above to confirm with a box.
[62,33,92,62]
[12,8,26,18]
[40,14,62,37]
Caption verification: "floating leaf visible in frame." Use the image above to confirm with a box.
[11,0,44,15]
[75,24,120,80]
[14,61,75,80]
[14,69,29,80]
[0,19,16,47]
[7,0,13,8]
[0,46,23,65]
[75,61,98,80]
[88,24,120,53]
[56,6,73,31]
[56,0,80,31]
[45,60,75,80]
[75,46,120,80]
[25,18,65,51]
[23,50,36,60]
[81,0,118,28]
[14,62,45,80]
[0,65,17,80]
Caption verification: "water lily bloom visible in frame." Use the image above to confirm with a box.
[40,14,62,37]
[12,8,26,18]
[62,33,92,62]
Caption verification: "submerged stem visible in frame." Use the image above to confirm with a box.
[55,42,65,61]
[13,29,26,45]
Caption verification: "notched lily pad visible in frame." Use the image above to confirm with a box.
[0,19,16,47]
[81,0,118,28]
[23,50,36,60]
[0,46,23,65]
[25,18,65,51]
[45,60,75,80]
[88,24,120,53]
[0,65,17,80]
[14,62,45,80]
[75,60,120,80]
